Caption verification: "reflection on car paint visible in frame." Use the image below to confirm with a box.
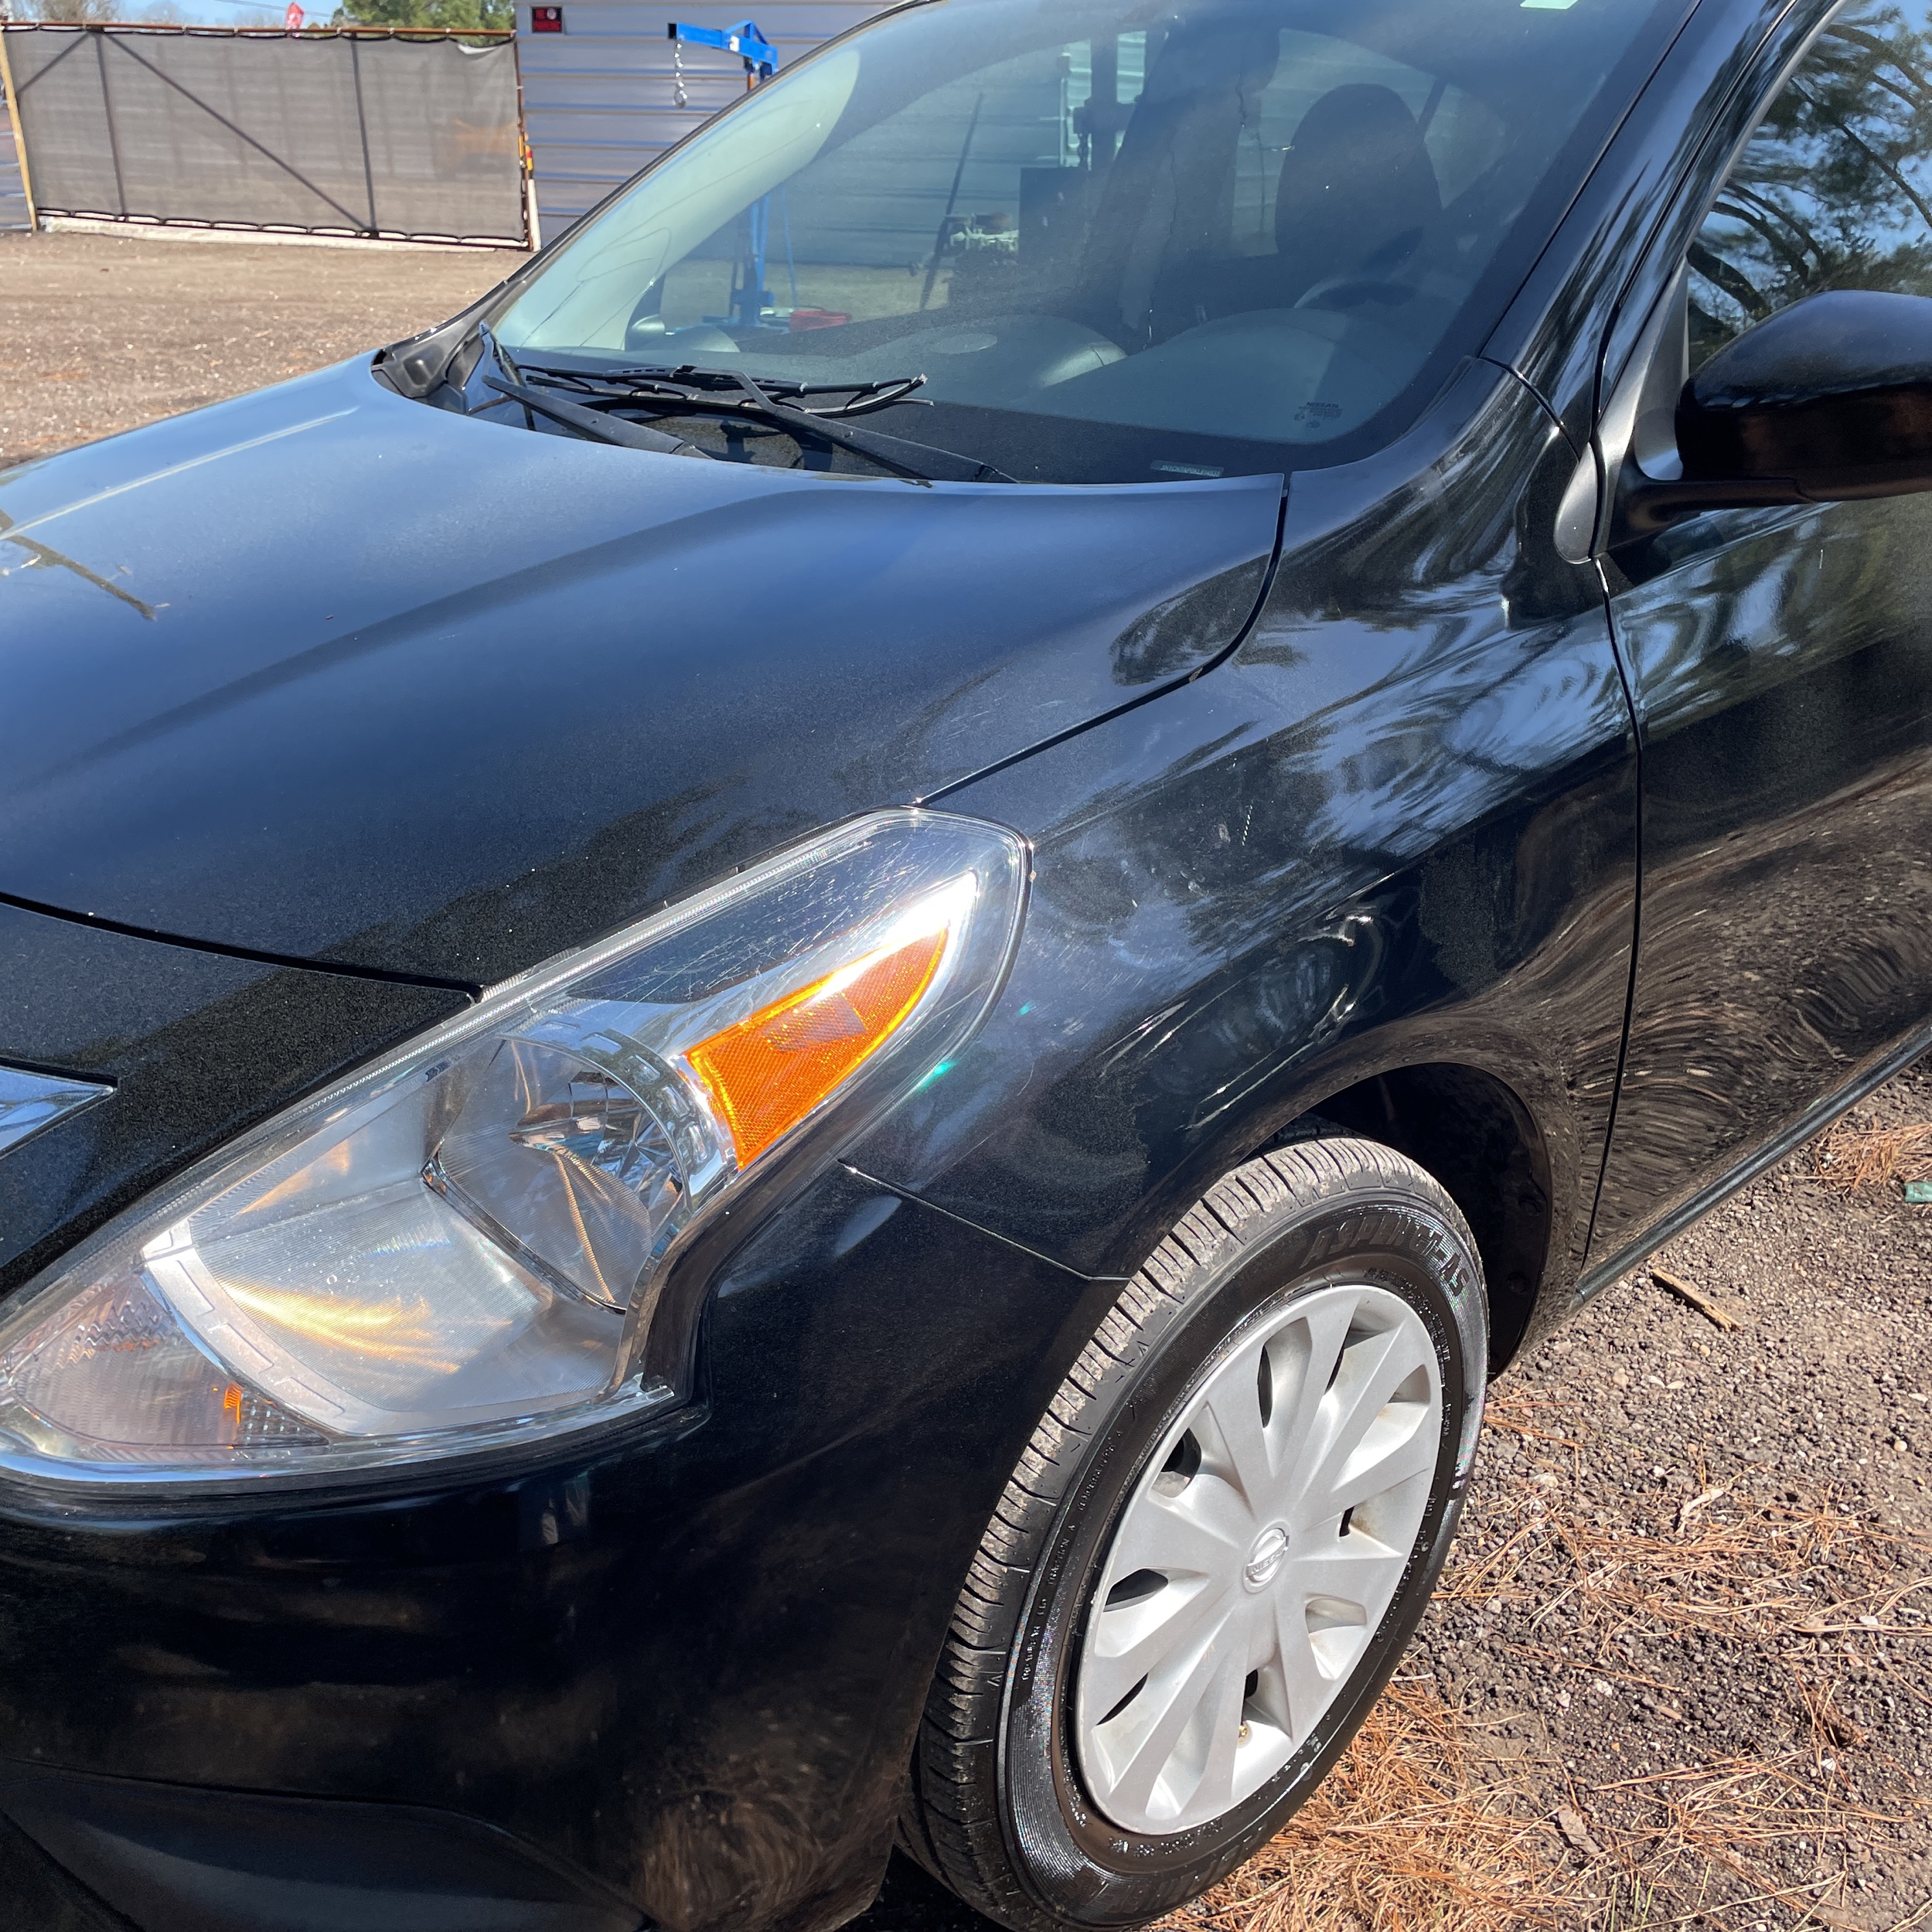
[0,1065,113,1161]
[1589,489,1932,1266]
[0,509,157,621]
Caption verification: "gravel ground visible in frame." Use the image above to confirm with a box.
[6,227,1929,1932]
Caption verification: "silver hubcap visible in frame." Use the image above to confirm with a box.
[1074,1283,1443,1835]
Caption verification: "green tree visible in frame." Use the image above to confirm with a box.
[1692,3,1932,364]
[330,0,512,32]
[19,0,129,21]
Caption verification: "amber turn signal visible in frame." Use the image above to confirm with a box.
[687,929,948,1164]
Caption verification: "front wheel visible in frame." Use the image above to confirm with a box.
[902,1137,1488,1930]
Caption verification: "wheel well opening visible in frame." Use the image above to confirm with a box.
[1291,1065,1551,1370]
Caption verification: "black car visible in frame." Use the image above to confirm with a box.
[4,0,1932,1925]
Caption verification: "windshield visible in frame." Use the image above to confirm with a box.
[492,0,1679,484]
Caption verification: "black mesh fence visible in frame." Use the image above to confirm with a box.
[1,25,526,246]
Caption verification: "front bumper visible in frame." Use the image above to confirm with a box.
[0,1765,641,1932]
[0,908,1102,1932]
[0,1159,1090,1932]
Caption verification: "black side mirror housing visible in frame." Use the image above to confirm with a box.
[1624,288,1932,530]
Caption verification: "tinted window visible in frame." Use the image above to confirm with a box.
[1691,2,1932,369]
[495,0,1682,483]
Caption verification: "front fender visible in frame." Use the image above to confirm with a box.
[845,362,1636,1351]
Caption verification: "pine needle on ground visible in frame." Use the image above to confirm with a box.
[1814,1118,1932,1193]
[1157,1389,1930,1932]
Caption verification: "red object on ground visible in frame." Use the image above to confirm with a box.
[788,308,852,331]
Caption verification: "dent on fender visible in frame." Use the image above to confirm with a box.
[854,363,1637,1339]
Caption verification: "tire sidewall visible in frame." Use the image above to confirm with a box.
[997,1186,1485,1926]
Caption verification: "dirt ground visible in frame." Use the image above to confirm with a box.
[859,1075,1932,1932]
[0,228,511,469]
[5,228,1930,1932]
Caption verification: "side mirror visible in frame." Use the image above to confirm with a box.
[1624,288,1932,531]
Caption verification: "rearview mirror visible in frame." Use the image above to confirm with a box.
[1624,289,1932,531]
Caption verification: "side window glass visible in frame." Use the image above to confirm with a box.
[1690,2,1932,369]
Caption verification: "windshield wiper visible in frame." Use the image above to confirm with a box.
[482,374,713,458]
[609,370,935,417]
[475,327,712,458]
[515,363,1015,485]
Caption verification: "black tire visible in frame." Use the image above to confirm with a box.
[901,1136,1489,1930]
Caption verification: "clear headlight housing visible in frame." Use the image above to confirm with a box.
[0,812,1026,1488]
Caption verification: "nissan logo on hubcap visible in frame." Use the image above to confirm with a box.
[1243,1524,1290,1590]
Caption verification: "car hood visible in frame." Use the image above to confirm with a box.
[0,359,1280,986]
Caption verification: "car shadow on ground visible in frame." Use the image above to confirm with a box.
[850,1853,1007,1929]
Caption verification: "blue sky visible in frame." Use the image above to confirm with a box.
[124,1,319,24]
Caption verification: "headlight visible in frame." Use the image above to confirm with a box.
[0,811,1026,1489]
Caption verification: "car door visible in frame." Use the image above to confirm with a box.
[1586,0,1932,1269]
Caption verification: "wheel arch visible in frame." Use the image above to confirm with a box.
[1286,1061,1553,1371]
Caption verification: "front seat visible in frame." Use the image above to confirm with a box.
[1149,81,1441,336]
[1271,83,1441,305]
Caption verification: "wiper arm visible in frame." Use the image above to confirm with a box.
[517,363,1015,485]
[482,375,713,458]
[731,369,1017,484]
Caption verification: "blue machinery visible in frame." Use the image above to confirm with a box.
[666,19,792,327]
[666,16,778,81]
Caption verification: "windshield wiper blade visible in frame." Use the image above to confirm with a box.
[580,366,932,419]
[519,364,1014,485]
[732,391,1008,482]
[483,374,713,458]
[696,370,932,418]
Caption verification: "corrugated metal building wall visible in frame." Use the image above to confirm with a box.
[515,0,888,241]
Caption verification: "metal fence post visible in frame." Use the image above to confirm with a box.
[347,30,377,235]
[94,26,128,218]
[511,35,537,251]
[0,24,40,232]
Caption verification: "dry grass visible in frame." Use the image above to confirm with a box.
[1159,1391,1932,1932]
[1814,1119,1932,1194]
[1154,1680,1577,1932]
[1460,1392,1928,1666]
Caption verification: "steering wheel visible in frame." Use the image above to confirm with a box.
[1292,275,1416,313]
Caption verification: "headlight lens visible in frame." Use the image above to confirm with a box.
[0,810,1026,1487]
